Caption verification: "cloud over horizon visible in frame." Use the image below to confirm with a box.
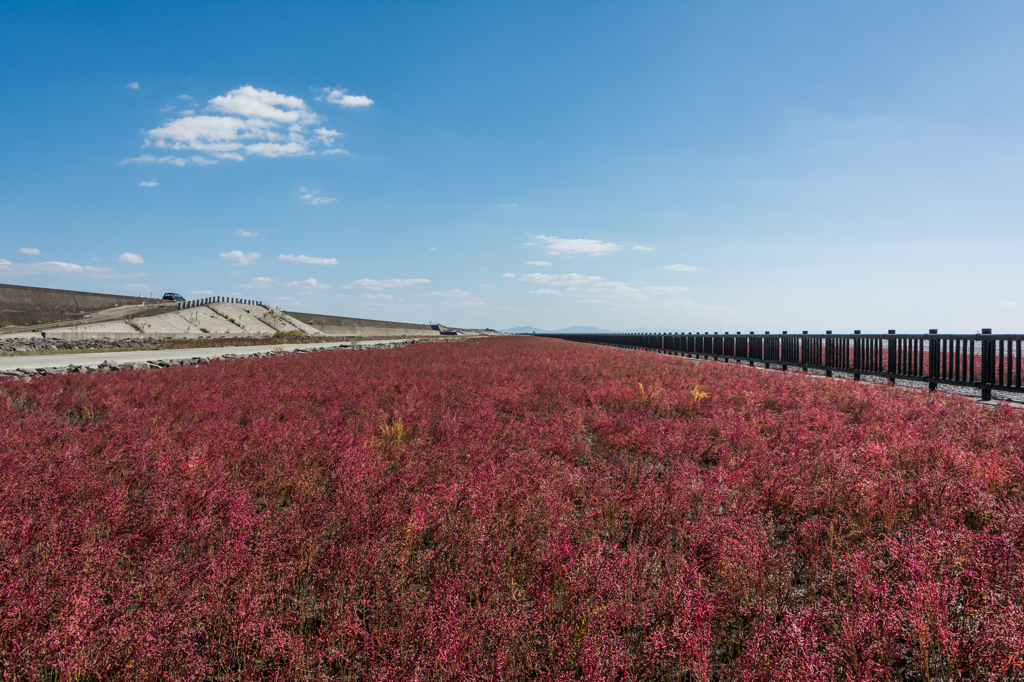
[342,278,430,290]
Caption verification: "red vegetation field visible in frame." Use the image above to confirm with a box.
[2,337,1023,680]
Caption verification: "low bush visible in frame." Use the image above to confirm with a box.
[1,337,1022,680]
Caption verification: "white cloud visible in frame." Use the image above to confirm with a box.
[342,278,430,290]
[126,85,357,165]
[118,252,145,264]
[160,105,174,112]
[188,289,213,295]
[121,154,190,167]
[139,179,159,187]
[209,85,317,125]
[498,203,517,209]
[361,293,399,301]
[321,148,351,156]
[531,234,621,256]
[0,259,117,278]
[244,277,277,288]
[520,272,603,286]
[236,229,259,237]
[665,264,697,272]
[526,260,551,266]
[245,142,312,158]
[501,273,516,278]
[178,94,193,100]
[126,82,139,89]
[314,127,341,145]
[299,187,337,205]
[277,254,338,265]
[220,250,260,266]
[632,245,654,251]
[291,277,329,289]
[17,247,40,255]
[318,87,374,108]
[528,289,560,295]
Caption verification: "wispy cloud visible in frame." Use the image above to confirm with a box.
[17,247,40,255]
[118,252,145,264]
[0,259,117,278]
[299,187,337,205]
[528,289,560,295]
[242,276,329,290]
[342,278,430,290]
[665,264,697,272]
[317,87,374,108]
[520,272,603,286]
[497,203,517,209]
[531,234,621,256]
[632,245,654,251]
[178,94,193,100]
[126,82,139,90]
[138,179,159,187]
[526,260,551,266]
[414,289,485,306]
[278,254,338,265]
[501,273,517,278]
[220,250,260,266]
[361,293,399,301]
[236,229,259,237]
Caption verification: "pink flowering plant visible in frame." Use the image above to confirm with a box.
[1,337,1022,680]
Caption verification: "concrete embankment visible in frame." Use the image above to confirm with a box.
[38,303,321,340]
[0,283,159,326]
[284,311,441,337]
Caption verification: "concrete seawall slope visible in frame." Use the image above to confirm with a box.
[0,283,159,326]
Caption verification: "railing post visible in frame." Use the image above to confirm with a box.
[887,330,896,385]
[801,331,808,371]
[825,331,833,377]
[781,331,788,371]
[853,330,861,381]
[928,329,938,390]
[981,328,994,401]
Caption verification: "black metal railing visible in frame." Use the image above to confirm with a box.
[536,329,1023,400]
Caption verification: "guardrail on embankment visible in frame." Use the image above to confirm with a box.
[537,329,1023,400]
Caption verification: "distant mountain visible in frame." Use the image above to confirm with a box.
[501,326,550,334]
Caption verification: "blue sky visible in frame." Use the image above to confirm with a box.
[1,2,1022,333]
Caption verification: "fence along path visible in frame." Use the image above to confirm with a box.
[537,329,1023,401]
